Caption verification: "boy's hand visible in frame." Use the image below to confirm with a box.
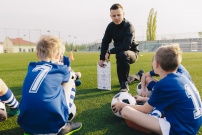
[141,91,147,97]
[98,60,105,67]
[111,98,126,113]
[134,95,144,101]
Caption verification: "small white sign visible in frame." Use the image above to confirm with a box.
[97,62,111,90]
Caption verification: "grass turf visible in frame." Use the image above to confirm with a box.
[0,52,202,135]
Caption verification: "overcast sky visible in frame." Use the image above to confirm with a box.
[0,0,202,44]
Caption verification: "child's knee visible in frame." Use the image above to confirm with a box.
[75,72,81,79]
[0,79,8,95]
[121,106,130,119]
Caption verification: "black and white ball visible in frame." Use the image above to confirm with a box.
[70,70,76,81]
[111,92,136,118]
[0,102,7,122]
[136,82,152,97]
[0,102,6,111]
[68,103,76,121]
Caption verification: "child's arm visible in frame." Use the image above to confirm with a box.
[112,98,153,114]
[134,95,149,102]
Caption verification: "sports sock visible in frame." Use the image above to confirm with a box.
[0,88,19,109]
[69,87,76,108]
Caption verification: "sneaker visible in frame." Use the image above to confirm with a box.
[127,74,139,84]
[75,79,82,86]
[127,70,144,84]
[120,82,129,92]
[137,69,144,80]
[8,108,20,116]
[58,122,82,135]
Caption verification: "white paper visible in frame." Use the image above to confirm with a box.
[97,62,111,90]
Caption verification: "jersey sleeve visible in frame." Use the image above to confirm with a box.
[149,70,158,76]
[62,66,70,83]
[148,74,186,111]
[63,56,71,67]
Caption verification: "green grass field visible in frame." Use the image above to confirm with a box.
[0,52,202,135]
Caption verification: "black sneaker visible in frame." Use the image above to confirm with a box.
[8,108,20,116]
[120,82,129,92]
[127,74,139,84]
[58,122,82,135]
[137,69,144,80]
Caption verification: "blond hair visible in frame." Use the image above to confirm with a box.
[36,35,64,60]
[155,44,182,71]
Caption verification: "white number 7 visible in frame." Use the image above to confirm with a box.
[29,64,52,93]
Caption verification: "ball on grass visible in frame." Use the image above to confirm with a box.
[68,103,76,121]
[111,92,136,118]
[0,102,7,122]
[136,82,152,97]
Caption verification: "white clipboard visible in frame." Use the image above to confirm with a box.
[97,62,111,90]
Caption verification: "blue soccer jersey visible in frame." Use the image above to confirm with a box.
[148,73,202,135]
[17,61,71,134]
[177,64,192,81]
[63,56,71,67]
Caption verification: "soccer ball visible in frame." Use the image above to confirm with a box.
[70,70,76,80]
[111,92,136,118]
[136,82,152,97]
[68,103,76,121]
[0,102,6,111]
[0,102,7,121]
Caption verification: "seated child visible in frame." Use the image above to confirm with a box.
[112,44,202,135]
[62,56,82,86]
[17,35,82,135]
[137,64,192,98]
[0,78,20,122]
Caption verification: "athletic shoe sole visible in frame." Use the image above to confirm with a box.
[66,123,82,135]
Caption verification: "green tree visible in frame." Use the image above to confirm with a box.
[65,41,69,52]
[146,8,157,41]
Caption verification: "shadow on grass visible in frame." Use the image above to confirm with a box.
[9,86,23,101]
[0,127,24,135]
[74,103,149,135]
[75,87,120,102]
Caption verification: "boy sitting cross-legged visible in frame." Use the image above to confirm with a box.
[17,35,82,135]
[112,44,202,135]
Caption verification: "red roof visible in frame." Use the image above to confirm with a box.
[9,38,36,46]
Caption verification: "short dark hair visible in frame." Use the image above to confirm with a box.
[110,3,123,11]
[155,44,182,71]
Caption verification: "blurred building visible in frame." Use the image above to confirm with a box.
[2,37,36,53]
[0,42,3,53]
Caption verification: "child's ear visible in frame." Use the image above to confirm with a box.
[154,61,159,69]
[55,52,62,60]
[55,52,60,59]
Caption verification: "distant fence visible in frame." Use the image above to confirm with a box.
[1,28,202,52]
[0,28,60,43]
[90,38,202,52]
[137,38,202,52]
